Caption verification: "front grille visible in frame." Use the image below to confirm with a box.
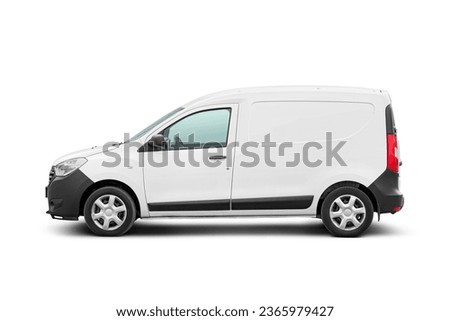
[49,166,55,183]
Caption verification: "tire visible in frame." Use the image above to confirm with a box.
[321,186,373,237]
[83,186,136,236]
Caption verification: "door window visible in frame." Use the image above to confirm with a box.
[162,108,231,149]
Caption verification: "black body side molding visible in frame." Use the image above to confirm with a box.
[148,196,314,212]
[232,196,313,210]
[148,199,230,211]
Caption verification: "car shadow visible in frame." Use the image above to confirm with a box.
[54,218,400,238]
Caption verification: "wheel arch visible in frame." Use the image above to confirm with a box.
[79,179,141,218]
[316,181,379,217]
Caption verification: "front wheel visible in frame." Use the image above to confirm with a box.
[84,186,136,236]
[321,186,374,237]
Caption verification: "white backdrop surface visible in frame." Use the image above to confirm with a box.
[0,1,449,320]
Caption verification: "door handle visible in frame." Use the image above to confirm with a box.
[209,155,226,160]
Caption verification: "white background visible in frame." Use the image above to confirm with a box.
[1,1,449,320]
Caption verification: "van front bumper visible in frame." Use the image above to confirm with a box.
[368,169,404,214]
[45,169,94,220]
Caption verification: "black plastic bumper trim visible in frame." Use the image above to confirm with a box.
[46,169,94,219]
[368,169,404,214]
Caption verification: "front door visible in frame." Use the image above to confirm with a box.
[143,104,238,216]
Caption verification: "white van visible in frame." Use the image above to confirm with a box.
[46,86,404,237]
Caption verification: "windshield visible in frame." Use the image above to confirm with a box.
[128,107,184,142]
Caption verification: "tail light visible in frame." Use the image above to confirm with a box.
[387,134,399,172]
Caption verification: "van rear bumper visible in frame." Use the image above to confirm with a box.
[378,194,404,214]
[368,169,404,214]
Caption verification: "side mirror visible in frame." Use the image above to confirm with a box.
[138,134,166,152]
[150,134,165,147]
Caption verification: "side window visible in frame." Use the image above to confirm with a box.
[162,108,231,149]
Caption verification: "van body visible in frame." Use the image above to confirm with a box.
[45,86,404,236]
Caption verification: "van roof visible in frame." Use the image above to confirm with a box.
[183,86,391,109]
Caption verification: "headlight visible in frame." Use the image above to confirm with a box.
[55,158,87,177]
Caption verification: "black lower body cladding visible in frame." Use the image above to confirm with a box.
[147,196,314,212]
[368,169,404,214]
[46,169,94,219]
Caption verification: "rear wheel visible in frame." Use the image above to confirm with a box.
[321,186,373,237]
[84,186,136,236]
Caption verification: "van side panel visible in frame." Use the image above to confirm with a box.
[231,100,386,214]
